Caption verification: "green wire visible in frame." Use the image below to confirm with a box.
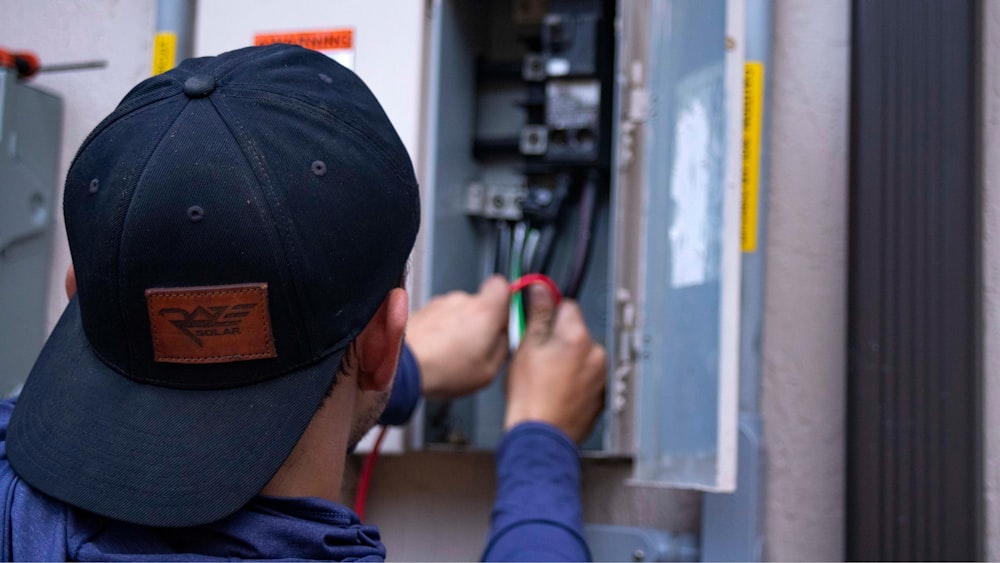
[511,248,524,344]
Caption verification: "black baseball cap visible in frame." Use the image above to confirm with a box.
[6,44,420,527]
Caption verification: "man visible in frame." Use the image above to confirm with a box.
[0,44,606,561]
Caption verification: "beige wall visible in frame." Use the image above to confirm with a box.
[982,1,1000,559]
[351,454,700,561]
[761,0,850,560]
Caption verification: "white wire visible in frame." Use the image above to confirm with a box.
[509,299,522,351]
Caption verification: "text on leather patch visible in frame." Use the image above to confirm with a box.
[145,283,276,364]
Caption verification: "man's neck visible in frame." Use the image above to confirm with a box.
[260,388,353,503]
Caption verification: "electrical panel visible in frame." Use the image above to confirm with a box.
[417,0,615,452]
[418,0,744,490]
[0,70,62,397]
[194,0,744,490]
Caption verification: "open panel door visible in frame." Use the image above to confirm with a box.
[617,0,744,491]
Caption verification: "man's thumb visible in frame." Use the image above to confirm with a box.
[524,283,556,342]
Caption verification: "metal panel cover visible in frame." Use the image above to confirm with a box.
[633,0,742,490]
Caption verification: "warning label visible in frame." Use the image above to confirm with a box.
[152,32,177,75]
[741,62,765,253]
[254,29,355,70]
[255,29,353,50]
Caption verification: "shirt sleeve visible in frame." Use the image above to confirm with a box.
[377,343,422,426]
[482,422,592,562]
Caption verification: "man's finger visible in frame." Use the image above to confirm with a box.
[524,283,556,343]
[479,275,511,326]
[486,332,510,371]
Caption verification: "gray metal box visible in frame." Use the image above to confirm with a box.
[0,70,63,395]
[418,0,744,492]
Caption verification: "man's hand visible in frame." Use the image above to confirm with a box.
[407,275,510,401]
[504,284,607,443]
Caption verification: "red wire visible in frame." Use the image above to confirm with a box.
[354,425,388,521]
[509,273,562,306]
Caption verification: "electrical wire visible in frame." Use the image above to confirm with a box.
[525,173,571,275]
[562,170,599,299]
[508,273,562,351]
[479,219,498,282]
[510,273,562,306]
[508,223,528,350]
[354,425,389,522]
[495,221,511,277]
[522,227,541,274]
[528,223,557,274]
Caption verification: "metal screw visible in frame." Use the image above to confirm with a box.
[632,548,646,561]
[533,189,552,206]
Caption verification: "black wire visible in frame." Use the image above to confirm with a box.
[526,173,571,274]
[562,170,599,299]
[528,223,557,274]
[495,221,511,278]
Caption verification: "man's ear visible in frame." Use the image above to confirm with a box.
[65,265,77,300]
[355,288,408,392]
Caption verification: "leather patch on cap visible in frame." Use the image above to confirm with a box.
[145,283,277,364]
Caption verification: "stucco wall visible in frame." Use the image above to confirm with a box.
[982,2,1000,559]
[761,1,850,560]
[0,0,157,333]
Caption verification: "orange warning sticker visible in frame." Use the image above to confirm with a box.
[254,29,354,52]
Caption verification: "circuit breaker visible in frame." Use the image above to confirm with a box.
[195,0,744,490]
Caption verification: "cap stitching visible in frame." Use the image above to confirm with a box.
[67,97,189,377]
[154,353,276,362]
[66,82,183,178]
[211,44,292,83]
[64,42,260,174]
[115,99,194,370]
[223,87,418,189]
[206,91,313,355]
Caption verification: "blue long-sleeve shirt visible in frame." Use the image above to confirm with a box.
[379,346,591,561]
[483,422,591,562]
[379,347,589,561]
[0,344,589,561]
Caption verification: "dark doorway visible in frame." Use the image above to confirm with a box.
[847,0,979,560]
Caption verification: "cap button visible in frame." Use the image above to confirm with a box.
[183,75,216,98]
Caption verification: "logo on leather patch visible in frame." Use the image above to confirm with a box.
[145,283,276,364]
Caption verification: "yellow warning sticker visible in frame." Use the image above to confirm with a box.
[741,62,764,253]
[152,32,177,75]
